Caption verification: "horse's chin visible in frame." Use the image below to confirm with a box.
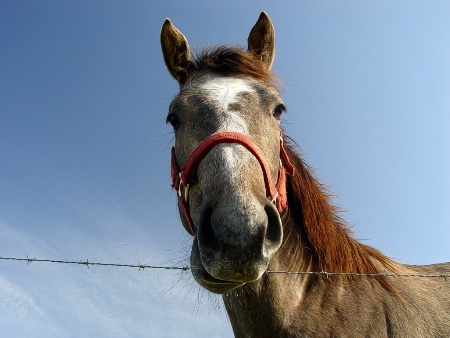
[190,238,266,294]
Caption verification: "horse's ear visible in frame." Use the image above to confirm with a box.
[160,19,193,85]
[247,11,275,70]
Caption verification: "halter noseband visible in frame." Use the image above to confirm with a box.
[171,131,294,235]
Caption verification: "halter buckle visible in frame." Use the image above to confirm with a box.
[177,173,190,202]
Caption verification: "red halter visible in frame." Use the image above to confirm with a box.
[171,131,294,235]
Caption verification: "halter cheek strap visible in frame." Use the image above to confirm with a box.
[171,131,294,236]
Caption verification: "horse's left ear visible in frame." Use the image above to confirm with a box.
[247,11,275,70]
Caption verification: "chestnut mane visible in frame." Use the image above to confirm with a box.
[282,140,398,292]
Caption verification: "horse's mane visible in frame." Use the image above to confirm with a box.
[190,46,280,88]
[282,139,398,292]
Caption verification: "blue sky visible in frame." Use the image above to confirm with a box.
[1,1,449,337]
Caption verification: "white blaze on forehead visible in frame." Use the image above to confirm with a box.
[199,78,255,134]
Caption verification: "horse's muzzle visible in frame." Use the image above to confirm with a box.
[190,199,283,293]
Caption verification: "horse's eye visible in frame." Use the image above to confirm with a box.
[273,104,286,119]
[166,114,180,130]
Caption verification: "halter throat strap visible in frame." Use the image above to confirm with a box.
[171,131,294,235]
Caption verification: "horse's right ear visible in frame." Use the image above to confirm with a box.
[160,19,193,85]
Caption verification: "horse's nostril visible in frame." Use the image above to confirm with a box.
[198,207,221,252]
[264,204,283,253]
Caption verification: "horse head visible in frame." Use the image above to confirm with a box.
[161,12,292,293]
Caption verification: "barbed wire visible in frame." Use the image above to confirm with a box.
[0,256,189,271]
[266,270,448,280]
[0,256,448,281]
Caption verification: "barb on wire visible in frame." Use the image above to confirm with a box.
[0,256,447,280]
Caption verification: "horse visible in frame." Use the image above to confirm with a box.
[160,11,450,337]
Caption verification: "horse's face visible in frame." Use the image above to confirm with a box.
[161,13,284,293]
[169,74,284,292]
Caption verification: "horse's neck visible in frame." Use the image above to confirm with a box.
[223,273,309,337]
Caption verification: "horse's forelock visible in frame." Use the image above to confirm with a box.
[188,46,281,89]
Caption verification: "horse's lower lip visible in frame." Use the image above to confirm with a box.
[191,267,242,293]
